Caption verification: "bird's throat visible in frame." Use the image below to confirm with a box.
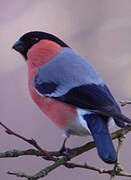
[27,39,62,67]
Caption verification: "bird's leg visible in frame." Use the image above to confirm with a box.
[59,137,70,157]
[59,137,68,153]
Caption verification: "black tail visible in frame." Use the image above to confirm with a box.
[113,113,131,124]
[84,114,117,164]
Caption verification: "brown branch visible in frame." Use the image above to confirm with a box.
[1,125,131,160]
[7,162,109,180]
[64,162,131,178]
[0,125,130,179]
[7,162,131,180]
[7,156,131,180]
[64,162,109,173]
[0,149,62,159]
[0,120,131,179]
[0,122,57,161]
[111,125,131,140]
[8,156,71,180]
[0,149,43,158]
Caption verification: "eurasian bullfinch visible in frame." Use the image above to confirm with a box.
[12,31,131,164]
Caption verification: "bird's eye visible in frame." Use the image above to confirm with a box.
[32,37,39,41]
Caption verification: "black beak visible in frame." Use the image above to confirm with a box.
[12,40,24,52]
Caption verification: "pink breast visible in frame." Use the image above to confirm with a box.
[30,87,77,129]
[27,65,77,129]
[26,40,77,129]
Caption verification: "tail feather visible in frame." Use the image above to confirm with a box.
[84,114,117,163]
[113,113,131,124]
[110,112,131,128]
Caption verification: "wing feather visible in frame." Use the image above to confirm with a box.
[34,47,128,127]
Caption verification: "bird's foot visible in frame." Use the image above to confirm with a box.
[59,146,71,160]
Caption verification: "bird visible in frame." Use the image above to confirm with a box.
[12,31,131,164]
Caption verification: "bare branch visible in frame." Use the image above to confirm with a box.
[64,162,109,173]
[115,133,126,170]
[120,100,131,106]
[109,131,126,179]
[7,155,131,180]
[111,125,131,140]
[7,171,32,179]
[64,162,131,178]
[0,109,131,179]
[0,122,57,161]
[0,149,43,158]
[8,155,70,180]
[0,149,62,159]
[0,123,131,179]
[1,125,131,159]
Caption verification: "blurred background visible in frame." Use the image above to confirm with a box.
[0,0,131,179]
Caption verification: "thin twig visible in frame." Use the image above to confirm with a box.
[64,162,110,174]
[111,125,131,140]
[116,132,126,168]
[5,125,131,179]
[120,100,131,106]
[8,155,70,180]
[1,123,131,179]
[7,160,131,180]
[64,162,131,177]
[0,122,57,161]
[0,125,131,159]
[7,171,32,179]
[109,130,126,180]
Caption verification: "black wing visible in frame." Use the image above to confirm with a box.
[55,84,119,113]
[35,78,125,127]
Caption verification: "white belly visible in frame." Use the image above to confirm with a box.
[64,109,91,137]
[64,108,115,137]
